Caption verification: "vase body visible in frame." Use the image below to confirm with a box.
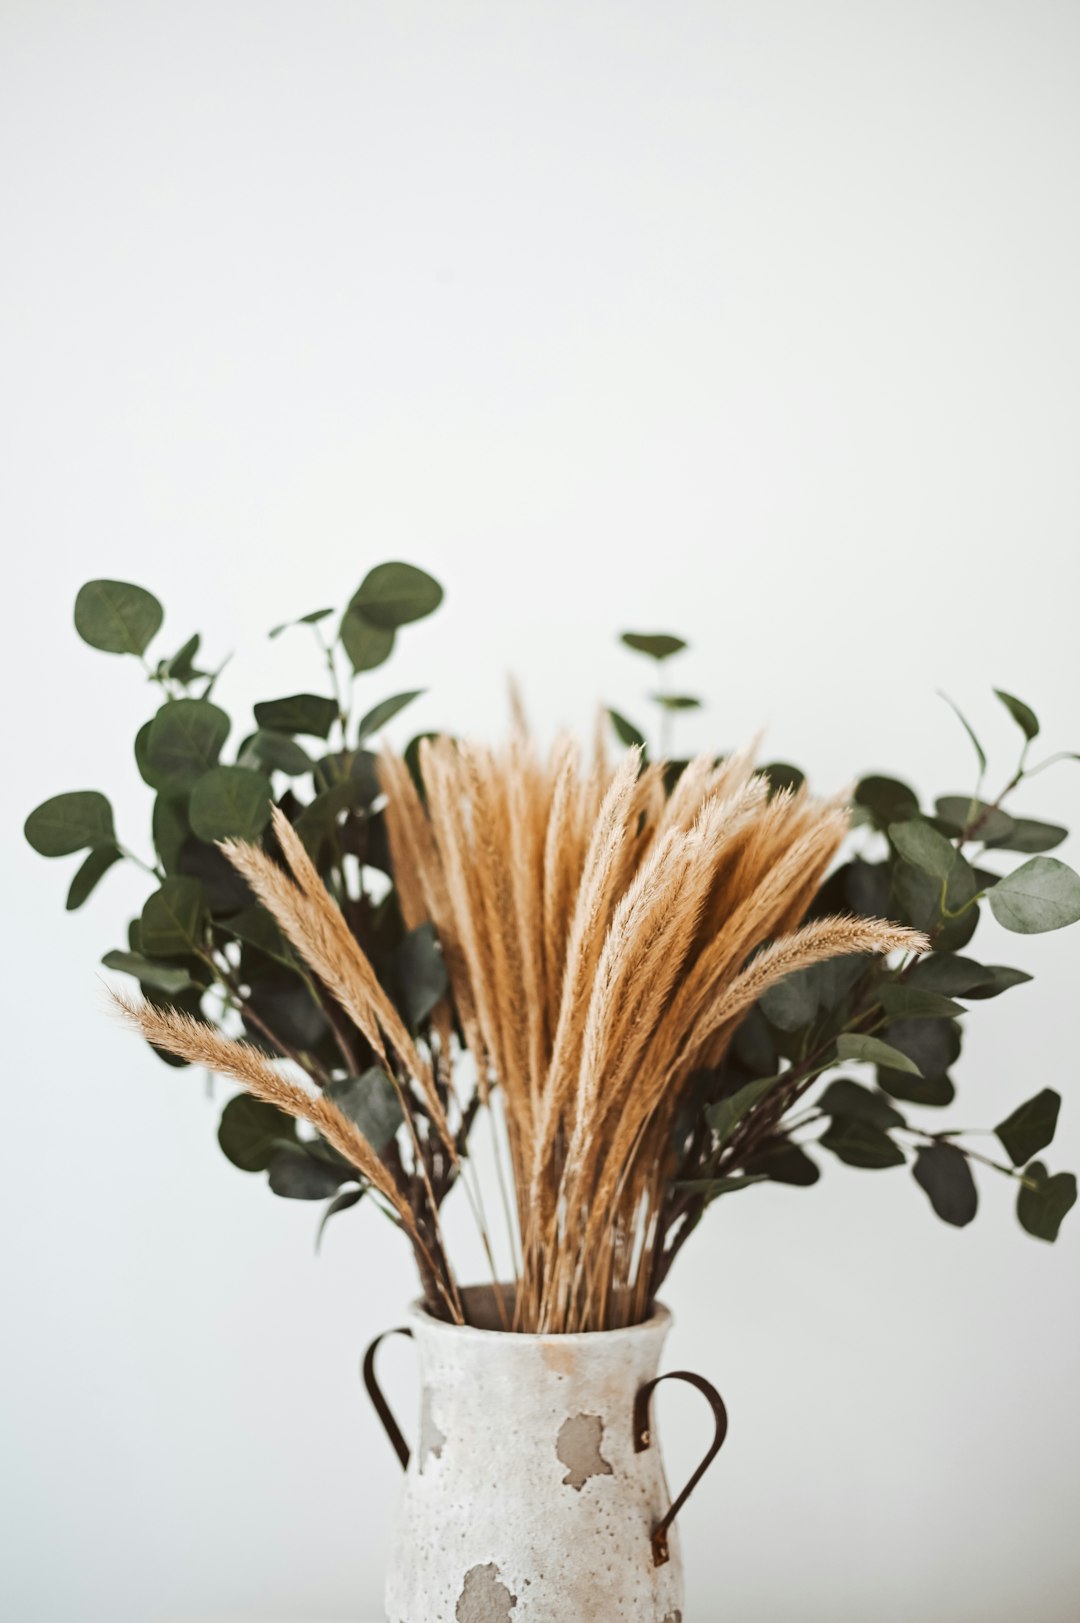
[381,1287,687,1623]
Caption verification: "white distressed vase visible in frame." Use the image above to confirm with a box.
[364,1285,727,1623]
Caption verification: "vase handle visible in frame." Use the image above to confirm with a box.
[361,1327,414,1470]
[633,1369,729,1567]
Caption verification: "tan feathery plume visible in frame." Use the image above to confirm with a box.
[219,809,454,1156]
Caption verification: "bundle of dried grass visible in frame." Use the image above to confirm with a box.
[113,728,925,1334]
[379,729,925,1331]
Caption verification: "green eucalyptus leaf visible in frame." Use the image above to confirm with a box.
[608,709,647,750]
[761,762,806,798]
[993,688,1039,741]
[189,765,273,842]
[820,1117,905,1170]
[348,562,443,629]
[877,1068,955,1106]
[150,794,188,874]
[66,845,123,909]
[163,633,203,683]
[620,632,687,660]
[836,1033,922,1077]
[1017,1161,1077,1242]
[269,608,333,638]
[268,1148,352,1200]
[218,1096,299,1172]
[676,1175,768,1197]
[226,906,293,967]
[101,950,196,995]
[326,1069,404,1152]
[893,858,979,952]
[986,817,1067,854]
[877,985,966,1020]
[340,609,396,673]
[140,876,206,958]
[357,690,424,741]
[742,1142,820,1186]
[146,699,230,788]
[995,1090,1061,1167]
[963,964,1033,999]
[651,693,701,711]
[934,796,1015,844]
[396,922,449,1029]
[988,857,1080,934]
[910,955,996,995]
[253,693,338,739]
[74,579,163,656]
[913,1143,978,1227]
[238,730,313,777]
[315,1186,365,1250]
[759,967,818,1032]
[889,818,968,884]
[854,776,919,829]
[706,1076,778,1145]
[817,1078,905,1130]
[884,1017,961,1078]
[25,791,115,857]
[938,692,987,776]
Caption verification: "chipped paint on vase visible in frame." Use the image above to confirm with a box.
[383,1286,685,1623]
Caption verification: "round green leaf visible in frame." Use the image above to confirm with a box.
[988,857,1080,934]
[145,699,230,788]
[24,790,115,856]
[995,1089,1061,1167]
[913,1143,978,1227]
[268,1148,350,1199]
[140,876,206,958]
[237,730,312,777]
[620,632,687,660]
[761,762,806,799]
[819,1117,905,1170]
[818,1079,905,1130]
[66,844,122,909]
[1017,1162,1077,1242]
[933,796,1015,844]
[854,776,919,829]
[326,1069,404,1152]
[348,562,444,629]
[889,818,966,883]
[986,817,1067,855]
[395,923,449,1029]
[74,579,163,656]
[340,610,396,673]
[253,693,339,739]
[218,1095,297,1172]
[189,765,273,843]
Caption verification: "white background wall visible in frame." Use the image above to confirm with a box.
[2,4,1078,1619]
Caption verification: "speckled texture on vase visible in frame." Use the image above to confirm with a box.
[383,1287,685,1622]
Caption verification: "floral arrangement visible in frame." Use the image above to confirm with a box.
[25,567,1079,1332]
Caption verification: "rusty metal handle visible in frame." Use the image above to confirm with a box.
[361,1326,414,1470]
[633,1369,729,1567]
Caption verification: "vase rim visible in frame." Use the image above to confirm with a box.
[407,1282,672,1342]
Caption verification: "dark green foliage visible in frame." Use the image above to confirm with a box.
[995,1090,1061,1167]
[23,586,1080,1260]
[74,579,163,655]
[1017,1163,1077,1242]
[913,1143,978,1227]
